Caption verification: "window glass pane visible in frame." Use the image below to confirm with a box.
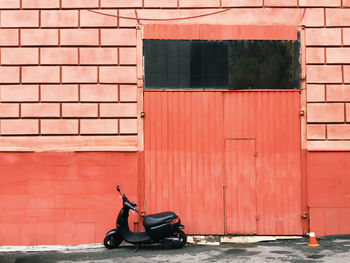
[144,40,228,89]
[143,39,300,90]
[229,40,300,90]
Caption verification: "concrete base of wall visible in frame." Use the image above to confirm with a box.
[0,152,141,246]
[308,152,350,237]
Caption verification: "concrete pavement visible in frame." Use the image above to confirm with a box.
[1,235,350,263]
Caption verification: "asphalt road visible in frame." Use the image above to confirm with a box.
[1,236,350,263]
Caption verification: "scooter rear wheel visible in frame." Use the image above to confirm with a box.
[104,233,123,249]
[169,230,187,249]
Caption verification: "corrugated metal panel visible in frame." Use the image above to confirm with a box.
[225,139,257,234]
[144,91,302,235]
[144,91,225,234]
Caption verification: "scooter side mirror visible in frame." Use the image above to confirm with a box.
[117,185,120,192]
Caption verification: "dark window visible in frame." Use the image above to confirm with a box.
[144,39,300,90]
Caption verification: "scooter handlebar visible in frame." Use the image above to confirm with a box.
[125,201,139,213]
[118,186,139,213]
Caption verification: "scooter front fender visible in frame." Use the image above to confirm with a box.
[106,228,118,236]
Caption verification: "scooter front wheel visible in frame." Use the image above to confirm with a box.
[104,233,123,249]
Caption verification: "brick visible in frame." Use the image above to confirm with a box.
[41,85,78,102]
[41,119,78,135]
[307,85,325,102]
[327,124,350,139]
[62,66,97,83]
[0,67,19,83]
[62,103,97,117]
[345,66,350,84]
[100,67,136,83]
[344,0,350,6]
[347,104,350,121]
[265,0,297,6]
[120,119,137,134]
[22,66,60,83]
[101,29,136,46]
[119,48,136,65]
[307,103,344,123]
[144,0,177,8]
[306,48,325,64]
[21,29,58,46]
[327,48,350,64]
[22,0,59,9]
[21,103,60,118]
[307,124,326,140]
[0,195,27,209]
[0,104,19,118]
[60,29,99,46]
[61,0,99,8]
[0,29,18,46]
[1,11,38,28]
[0,0,20,8]
[344,29,350,46]
[80,10,117,28]
[80,119,118,134]
[327,85,350,102]
[41,10,78,28]
[28,196,55,209]
[326,9,350,27]
[306,65,342,84]
[100,103,137,117]
[222,0,262,6]
[120,85,137,102]
[0,85,38,102]
[80,48,118,65]
[179,0,220,7]
[80,85,118,102]
[0,120,38,135]
[303,8,324,27]
[299,0,341,6]
[1,48,38,65]
[101,0,142,7]
[306,28,341,46]
[41,48,78,65]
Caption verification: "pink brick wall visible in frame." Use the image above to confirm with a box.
[0,3,138,151]
[0,1,348,151]
[305,6,350,150]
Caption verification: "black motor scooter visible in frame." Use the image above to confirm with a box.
[104,186,186,249]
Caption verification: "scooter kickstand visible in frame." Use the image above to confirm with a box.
[134,244,140,252]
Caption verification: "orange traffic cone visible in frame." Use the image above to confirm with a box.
[307,228,320,247]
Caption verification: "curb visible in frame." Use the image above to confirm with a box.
[0,236,304,252]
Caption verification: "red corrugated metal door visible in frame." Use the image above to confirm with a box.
[224,139,257,234]
[144,91,302,235]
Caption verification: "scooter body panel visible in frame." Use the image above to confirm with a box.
[117,207,153,244]
[145,218,181,241]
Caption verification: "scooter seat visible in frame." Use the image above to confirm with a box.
[143,211,177,228]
